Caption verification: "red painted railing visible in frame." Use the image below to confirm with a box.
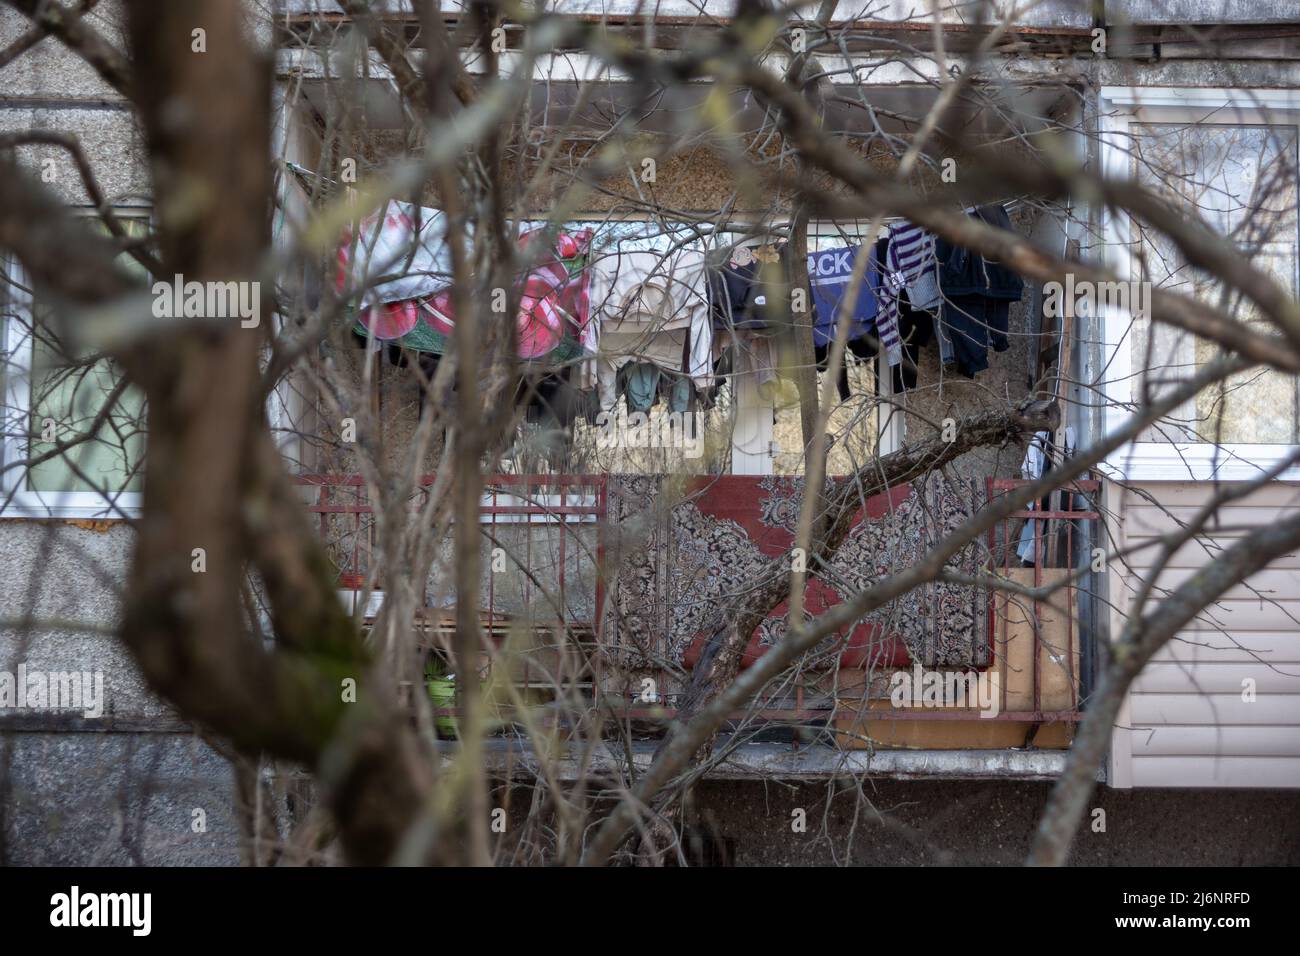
[296,473,606,637]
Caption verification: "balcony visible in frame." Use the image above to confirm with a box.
[297,473,1099,755]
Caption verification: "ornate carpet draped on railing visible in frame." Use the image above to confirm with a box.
[601,474,990,671]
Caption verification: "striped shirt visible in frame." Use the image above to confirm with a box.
[877,221,940,366]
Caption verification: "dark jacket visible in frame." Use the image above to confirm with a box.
[935,204,1025,301]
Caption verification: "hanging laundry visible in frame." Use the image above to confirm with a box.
[524,366,597,429]
[708,246,786,331]
[814,338,879,401]
[1015,430,1051,565]
[883,227,956,392]
[337,200,454,308]
[587,248,713,410]
[891,288,931,393]
[613,362,694,414]
[709,244,816,403]
[806,245,879,349]
[939,297,1003,377]
[1016,427,1075,565]
[351,227,594,364]
[423,226,593,359]
[885,221,942,311]
[876,220,943,373]
[715,328,790,404]
[935,204,1026,378]
[359,297,424,341]
[933,304,956,367]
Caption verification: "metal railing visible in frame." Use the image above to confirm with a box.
[983,476,1100,723]
[298,472,1098,742]
[296,473,606,636]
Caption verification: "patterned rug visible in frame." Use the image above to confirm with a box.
[602,474,990,671]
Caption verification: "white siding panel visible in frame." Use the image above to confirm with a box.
[1121,538,1300,570]
[1117,483,1300,508]
[1122,567,1300,601]
[1132,726,1300,757]
[1153,631,1300,664]
[1108,480,1300,789]
[1108,599,1300,633]
[1167,603,1300,633]
[1132,662,1300,694]
[1130,693,1300,726]
[1130,756,1300,788]
[1123,504,1300,535]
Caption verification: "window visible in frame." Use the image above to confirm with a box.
[2,216,149,517]
[1099,87,1300,480]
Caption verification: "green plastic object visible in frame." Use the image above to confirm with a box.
[425,676,458,738]
[424,657,458,737]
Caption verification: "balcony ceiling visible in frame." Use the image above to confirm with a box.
[301,74,1069,141]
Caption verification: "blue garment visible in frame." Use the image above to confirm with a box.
[617,361,693,413]
[933,204,1024,377]
[806,245,879,347]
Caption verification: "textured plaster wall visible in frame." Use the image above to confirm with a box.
[3,733,240,866]
[0,2,128,99]
[0,522,242,865]
[0,522,152,717]
[0,2,149,207]
[0,2,245,866]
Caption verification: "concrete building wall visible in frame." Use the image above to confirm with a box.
[277,0,1094,29]
[0,2,147,208]
[0,521,241,865]
[1109,1,1299,26]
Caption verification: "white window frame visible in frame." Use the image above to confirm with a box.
[3,208,309,519]
[1098,86,1300,482]
[2,251,146,519]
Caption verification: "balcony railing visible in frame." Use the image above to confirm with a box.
[297,473,606,636]
[297,473,1099,747]
[987,476,1100,723]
